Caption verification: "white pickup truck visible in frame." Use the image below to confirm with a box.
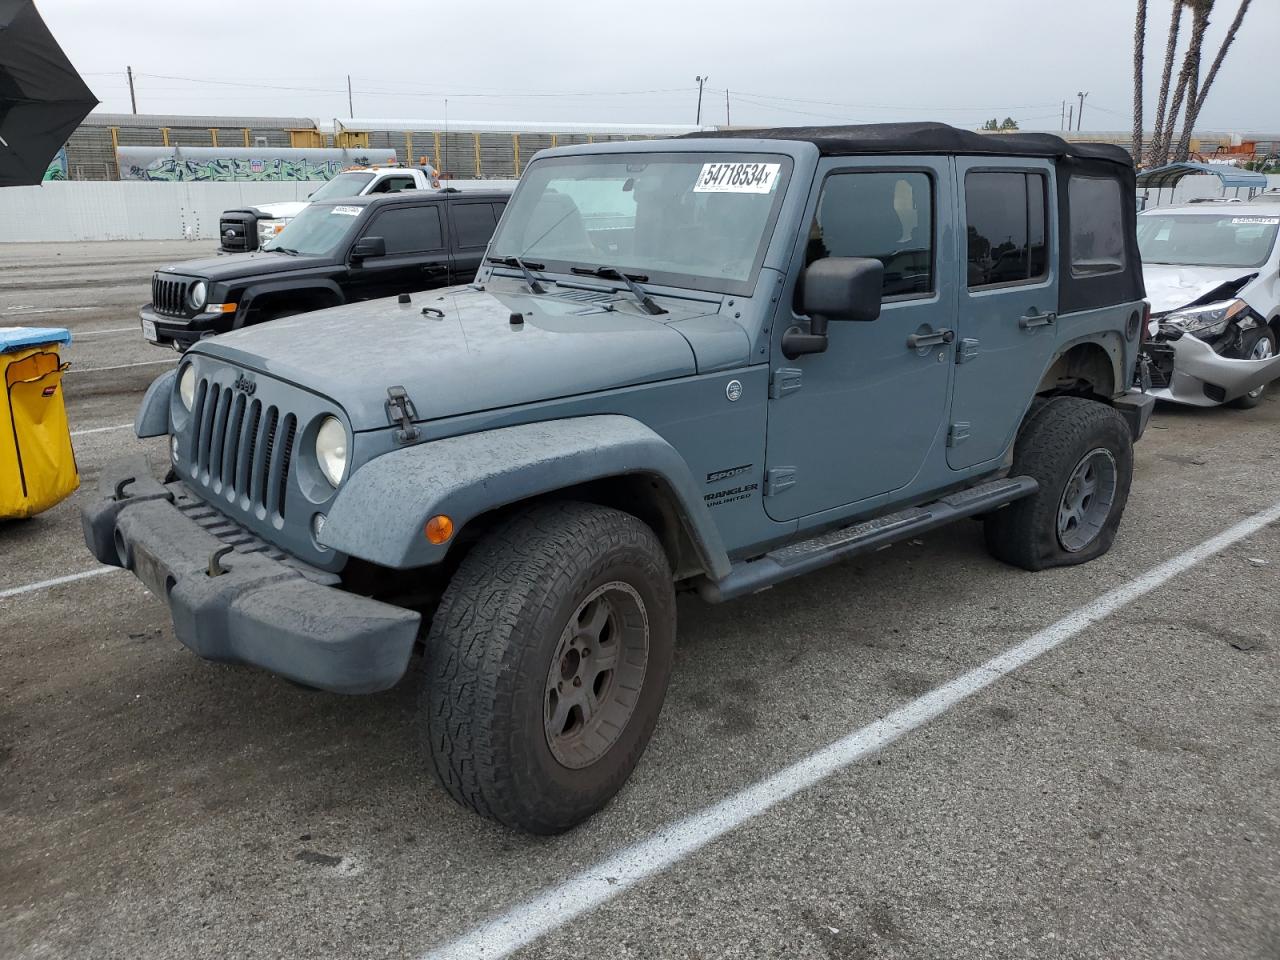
[219,164,442,252]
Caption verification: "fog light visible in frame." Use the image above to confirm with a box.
[424,514,454,544]
[170,435,180,462]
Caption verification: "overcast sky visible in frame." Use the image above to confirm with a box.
[35,0,1280,133]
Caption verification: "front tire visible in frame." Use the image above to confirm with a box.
[985,397,1133,571]
[1228,326,1276,410]
[420,501,676,834]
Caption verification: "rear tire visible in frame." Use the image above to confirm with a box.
[420,501,676,834]
[1228,327,1276,410]
[984,397,1133,571]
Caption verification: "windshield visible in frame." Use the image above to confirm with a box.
[263,203,362,256]
[487,152,791,294]
[1137,212,1279,268]
[308,172,375,202]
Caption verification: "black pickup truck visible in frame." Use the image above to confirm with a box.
[140,190,510,350]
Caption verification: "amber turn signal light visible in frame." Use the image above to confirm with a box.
[424,514,454,544]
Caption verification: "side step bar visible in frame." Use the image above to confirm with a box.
[697,475,1039,603]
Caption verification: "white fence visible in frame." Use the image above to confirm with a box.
[0,179,519,243]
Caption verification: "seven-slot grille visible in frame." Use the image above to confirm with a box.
[152,275,193,317]
[188,376,298,519]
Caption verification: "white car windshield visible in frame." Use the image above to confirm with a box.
[487,153,791,294]
[1138,212,1279,268]
[308,172,376,202]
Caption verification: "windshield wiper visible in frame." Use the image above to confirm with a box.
[269,246,300,256]
[487,255,548,294]
[569,265,666,315]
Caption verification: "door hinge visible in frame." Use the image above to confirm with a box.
[955,338,980,364]
[947,422,971,447]
[769,367,803,399]
[764,466,798,497]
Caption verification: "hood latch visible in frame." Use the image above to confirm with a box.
[385,385,421,444]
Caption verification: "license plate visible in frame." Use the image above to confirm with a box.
[141,318,158,342]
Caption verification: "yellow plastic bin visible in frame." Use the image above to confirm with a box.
[1,327,79,519]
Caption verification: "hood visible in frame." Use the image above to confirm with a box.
[1143,263,1257,316]
[158,251,329,283]
[252,201,308,220]
[194,285,738,430]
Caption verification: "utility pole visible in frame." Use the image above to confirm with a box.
[347,75,354,119]
[127,65,137,114]
[695,75,708,126]
[1060,100,1066,131]
[1067,104,1073,131]
[725,88,730,127]
[1076,91,1088,131]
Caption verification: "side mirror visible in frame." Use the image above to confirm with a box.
[784,257,884,359]
[350,236,386,261]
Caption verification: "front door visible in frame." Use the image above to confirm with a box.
[764,158,956,522]
[344,202,449,301]
[948,158,1059,469]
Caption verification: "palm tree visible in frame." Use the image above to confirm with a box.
[1132,0,1148,163]
[1174,0,1253,160]
[1157,0,1211,164]
[1146,0,1188,166]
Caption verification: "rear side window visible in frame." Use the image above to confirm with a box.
[965,171,1048,288]
[806,171,934,298]
[365,205,443,254]
[1068,176,1125,277]
[451,202,498,247]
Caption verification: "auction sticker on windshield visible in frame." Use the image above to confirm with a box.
[1231,217,1279,225]
[694,162,781,194]
[332,205,363,216]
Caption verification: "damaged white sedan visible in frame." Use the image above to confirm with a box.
[1138,203,1280,408]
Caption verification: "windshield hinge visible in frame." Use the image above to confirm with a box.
[385,385,421,444]
[955,338,980,364]
[769,367,803,399]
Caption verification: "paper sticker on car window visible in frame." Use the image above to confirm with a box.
[694,162,781,194]
[332,205,362,216]
[1231,217,1279,225]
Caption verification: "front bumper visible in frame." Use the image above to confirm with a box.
[139,305,222,351]
[81,458,421,694]
[1145,333,1280,407]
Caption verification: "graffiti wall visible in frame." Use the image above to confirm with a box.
[115,147,398,182]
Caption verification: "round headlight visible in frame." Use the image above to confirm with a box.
[178,365,196,411]
[315,416,348,487]
[188,281,208,310]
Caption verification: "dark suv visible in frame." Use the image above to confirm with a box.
[140,190,510,350]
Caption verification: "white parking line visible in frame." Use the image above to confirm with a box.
[66,358,175,374]
[421,497,1280,960]
[0,566,121,601]
[72,326,137,337]
[71,423,133,437]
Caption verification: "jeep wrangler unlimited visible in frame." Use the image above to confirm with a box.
[84,123,1153,834]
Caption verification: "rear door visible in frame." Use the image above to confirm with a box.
[343,202,448,300]
[445,199,503,282]
[948,159,1059,469]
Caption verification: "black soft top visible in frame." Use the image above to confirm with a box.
[683,122,1133,167]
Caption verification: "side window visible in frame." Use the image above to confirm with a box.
[369,176,415,194]
[450,202,498,247]
[364,205,443,254]
[806,171,933,298]
[965,171,1048,288]
[1068,176,1125,277]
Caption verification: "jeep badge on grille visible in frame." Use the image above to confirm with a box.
[233,374,256,395]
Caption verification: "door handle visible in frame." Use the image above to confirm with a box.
[1019,311,1057,329]
[421,261,445,270]
[906,328,955,350]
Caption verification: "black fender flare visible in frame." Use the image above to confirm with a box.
[235,278,345,328]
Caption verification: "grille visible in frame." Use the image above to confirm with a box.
[188,377,297,519]
[152,275,192,316]
[219,211,257,252]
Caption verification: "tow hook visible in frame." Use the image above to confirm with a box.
[385,385,421,444]
[112,476,137,501]
[207,545,234,577]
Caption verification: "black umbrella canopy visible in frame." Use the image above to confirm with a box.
[0,0,98,186]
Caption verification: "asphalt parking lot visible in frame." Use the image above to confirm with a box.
[2,240,1279,960]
